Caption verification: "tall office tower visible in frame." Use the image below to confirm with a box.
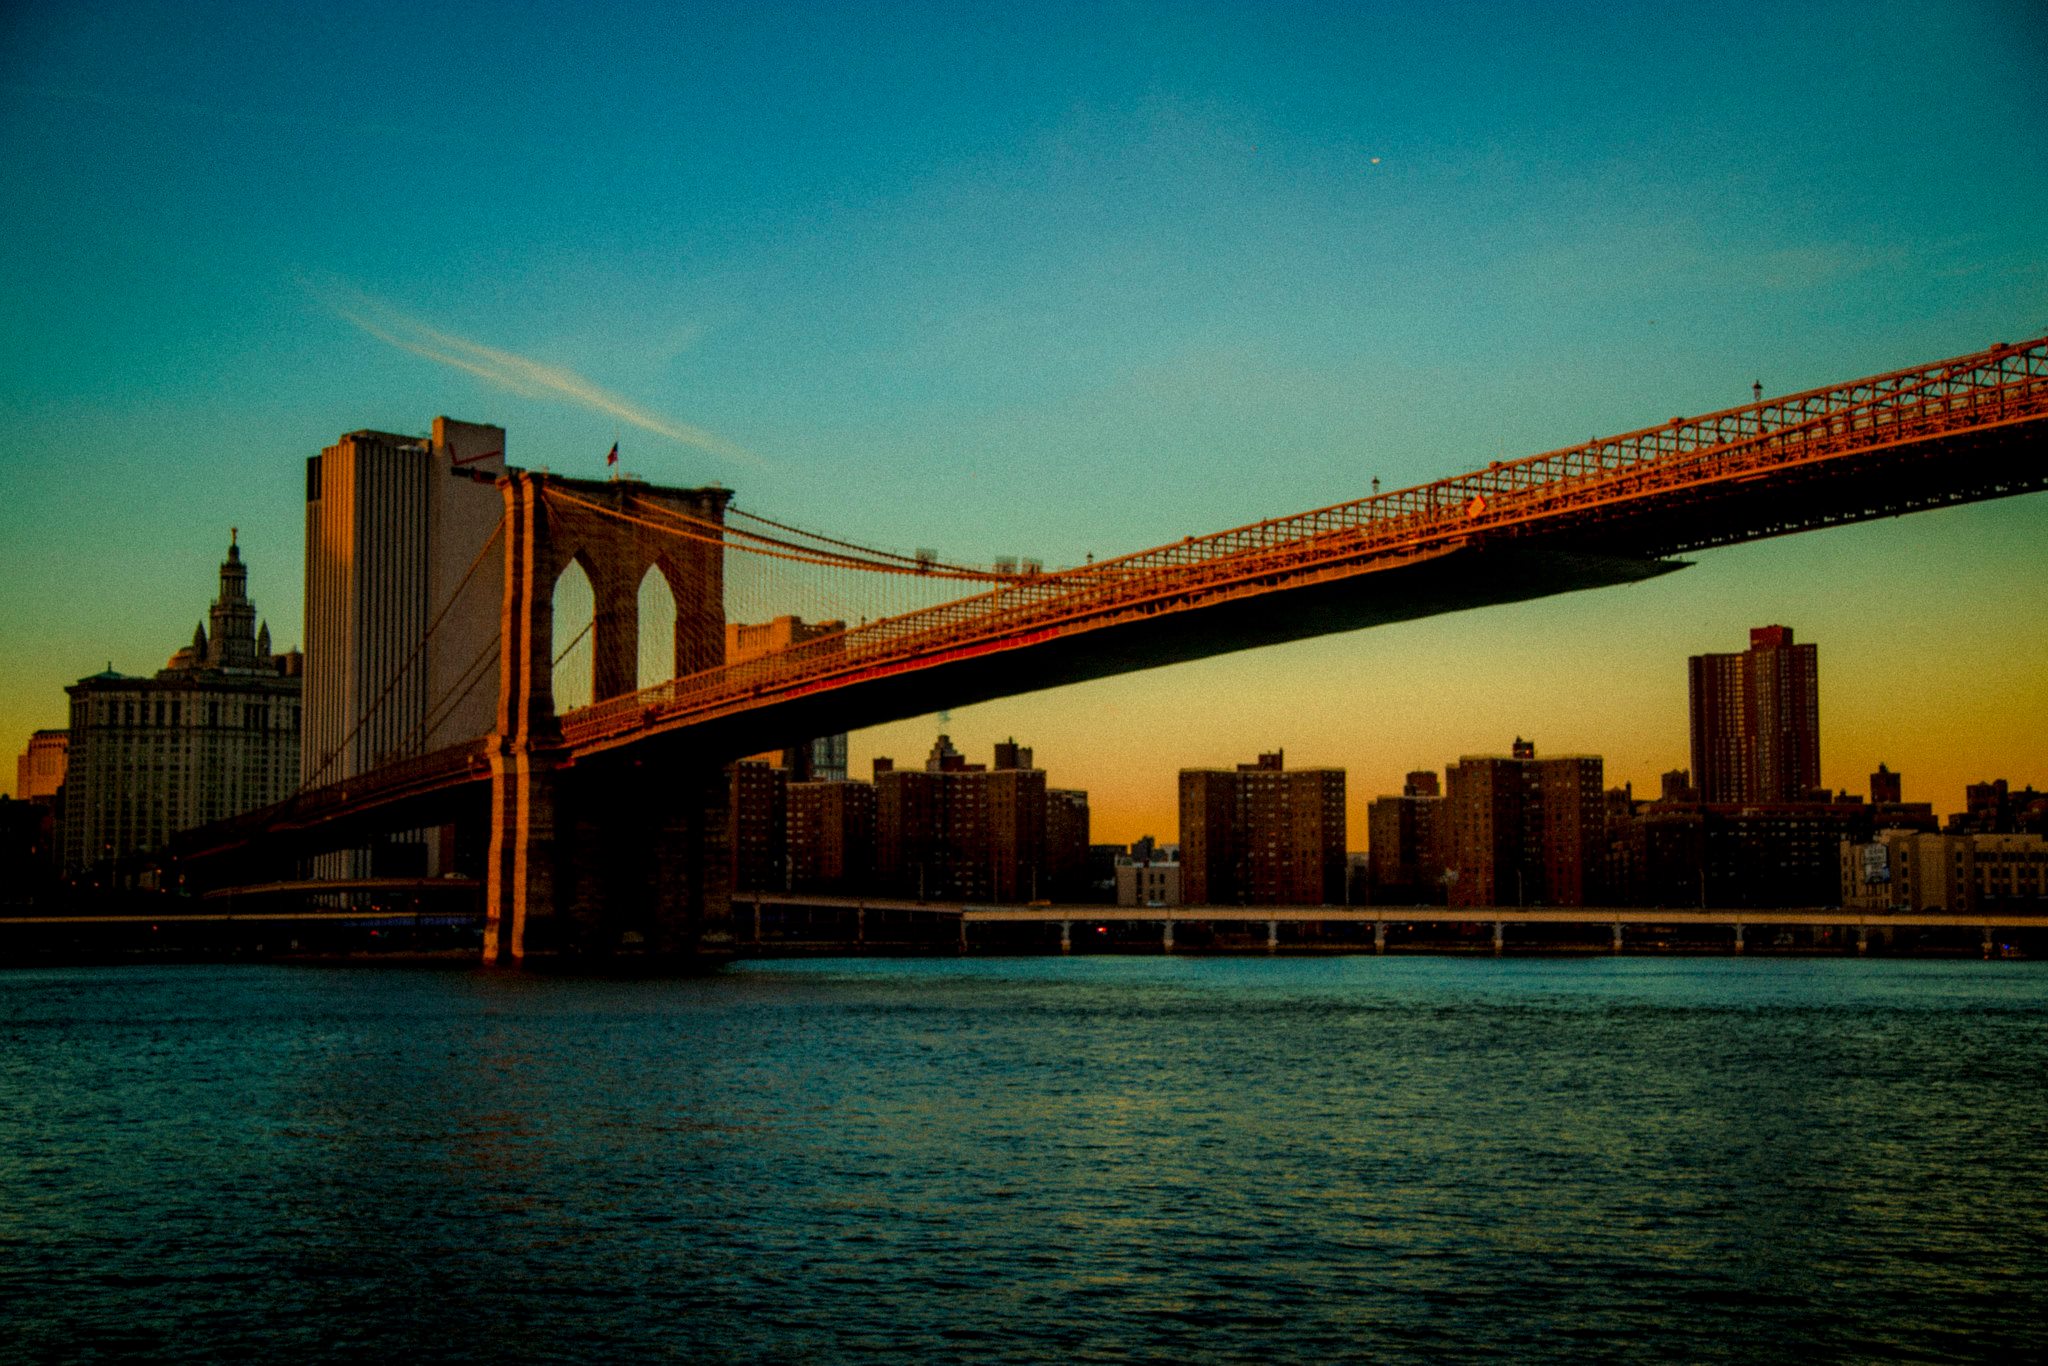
[725,614,849,779]
[62,535,302,878]
[787,777,876,894]
[1444,738,1604,908]
[302,418,505,876]
[1688,625,1821,804]
[1178,751,1347,906]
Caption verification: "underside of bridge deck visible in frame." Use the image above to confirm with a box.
[620,542,1689,766]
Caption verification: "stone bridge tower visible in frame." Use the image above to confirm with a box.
[486,471,734,965]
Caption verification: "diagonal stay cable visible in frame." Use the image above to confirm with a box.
[301,513,506,791]
[386,633,502,763]
[552,616,593,667]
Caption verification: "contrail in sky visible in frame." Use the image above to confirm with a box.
[319,285,765,468]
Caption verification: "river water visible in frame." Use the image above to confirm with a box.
[2,957,2043,1363]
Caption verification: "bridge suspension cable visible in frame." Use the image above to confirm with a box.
[541,483,1012,581]
[300,512,507,791]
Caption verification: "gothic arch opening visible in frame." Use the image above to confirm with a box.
[551,558,595,713]
[637,565,679,692]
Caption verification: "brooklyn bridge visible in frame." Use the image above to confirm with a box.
[167,335,2048,963]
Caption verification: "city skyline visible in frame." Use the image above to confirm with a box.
[3,1,2045,840]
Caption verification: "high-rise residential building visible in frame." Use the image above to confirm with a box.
[787,778,876,894]
[874,742,984,900]
[62,535,302,878]
[302,418,505,876]
[1179,751,1347,906]
[726,615,849,780]
[1444,738,1604,907]
[1870,763,1902,805]
[730,759,788,893]
[868,737,1081,902]
[15,730,67,803]
[1688,625,1821,804]
[1367,768,1447,904]
[1045,788,1091,900]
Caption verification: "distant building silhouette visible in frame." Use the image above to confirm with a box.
[63,534,301,879]
[1688,625,1821,803]
[0,794,57,909]
[1659,768,1697,803]
[1949,779,2048,836]
[1179,750,1346,906]
[15,729,67,804]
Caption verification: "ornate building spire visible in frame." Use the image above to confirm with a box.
[207,529,261,670]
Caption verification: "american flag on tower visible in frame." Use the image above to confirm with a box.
[606,441,618,467]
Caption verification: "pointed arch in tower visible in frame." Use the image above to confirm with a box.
[551,556,596,714]
[636,565,680,691]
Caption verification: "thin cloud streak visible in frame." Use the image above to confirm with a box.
[321,287,765,468]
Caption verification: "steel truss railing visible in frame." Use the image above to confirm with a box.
[560,335,2048,748]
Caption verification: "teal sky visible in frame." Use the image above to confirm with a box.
[2,0,2044,833]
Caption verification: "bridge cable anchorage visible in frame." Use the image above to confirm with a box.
[299,512,508,792]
